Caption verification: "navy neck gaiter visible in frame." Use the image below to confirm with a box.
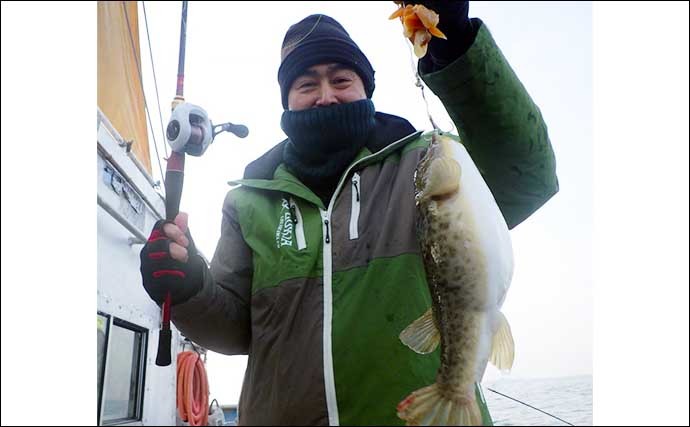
[281,99,376,203]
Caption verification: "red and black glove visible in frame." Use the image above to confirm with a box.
[140,220,204,306]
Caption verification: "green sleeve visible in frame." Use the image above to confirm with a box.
[420,20,559,229]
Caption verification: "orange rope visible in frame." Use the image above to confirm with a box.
[177,351,209,426]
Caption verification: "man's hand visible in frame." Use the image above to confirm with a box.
[163,213,191,263]
[140,212,204,305]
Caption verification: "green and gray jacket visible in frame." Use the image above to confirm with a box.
[171,22,558,426]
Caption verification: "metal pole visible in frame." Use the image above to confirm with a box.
[98,195,148,244]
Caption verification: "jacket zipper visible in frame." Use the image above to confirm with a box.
[289,197,306,250]
[318,130,422,427]
[349,172,361,240]
[319,208,338,425]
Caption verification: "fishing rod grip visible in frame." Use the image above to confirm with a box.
[155,329,172,366]
[155,292,173,366]
[155,151,185,367]
[164,151,185,221]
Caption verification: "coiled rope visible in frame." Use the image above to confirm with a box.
[177,351,209,426]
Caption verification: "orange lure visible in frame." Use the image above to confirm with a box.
[389,2,447,58]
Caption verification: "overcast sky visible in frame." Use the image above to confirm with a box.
[136,1,593,404]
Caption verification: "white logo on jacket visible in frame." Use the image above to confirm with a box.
[275,198,294,248]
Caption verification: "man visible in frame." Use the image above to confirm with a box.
[140,2,558,425]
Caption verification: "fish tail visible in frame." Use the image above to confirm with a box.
[397,383,483,426]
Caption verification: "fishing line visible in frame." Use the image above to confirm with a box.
[402,35,440,131]
[487,387,576,426]
[281,14,323,55]
[142,1,169,158]
[122,1,166,185]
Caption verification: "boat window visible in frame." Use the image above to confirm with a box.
[97,313,110,423]
[99,316,147,425]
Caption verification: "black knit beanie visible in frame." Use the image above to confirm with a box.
[278,14,375,110]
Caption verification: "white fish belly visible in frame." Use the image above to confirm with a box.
[430,137,514,390]
[446,140,514,307]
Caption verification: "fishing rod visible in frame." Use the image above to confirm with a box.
[486,387,576,426]
[155,1,248,367]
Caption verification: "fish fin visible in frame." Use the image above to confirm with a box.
[421,157,461,199]
[490,311,515,371]
[397,384,483,426]
[399,307,440,354]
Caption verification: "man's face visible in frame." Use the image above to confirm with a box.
[287,63,367,111]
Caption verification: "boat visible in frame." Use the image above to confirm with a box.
[97,2,235,425]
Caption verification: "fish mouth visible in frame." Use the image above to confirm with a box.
[430,191,455,202]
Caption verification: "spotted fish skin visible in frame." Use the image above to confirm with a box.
[397,132,514,426]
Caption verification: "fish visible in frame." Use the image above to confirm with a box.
[397,132,516,426]
[389,3,447,58]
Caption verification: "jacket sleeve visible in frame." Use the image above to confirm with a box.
[420,19,559,229]
[171,190,252,355]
